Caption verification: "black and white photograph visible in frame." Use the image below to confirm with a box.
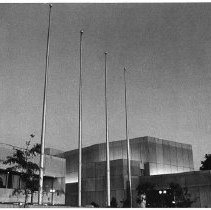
[0,1,210,208]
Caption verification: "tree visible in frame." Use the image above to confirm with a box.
[200,154,211,170]
[110,197,118,208]
[3,135,41,206]
[136,182,193,207]
[90,201,100,207]
[165,182,193,207]
[136,182,159,207]
[121,181,132,207]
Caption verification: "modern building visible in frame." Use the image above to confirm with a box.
[57,136,195,206]
[2,136,210,207]
[138,170,211,208]
[0,144,66,205]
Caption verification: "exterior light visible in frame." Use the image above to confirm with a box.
[159,190,167,194]
[172,201,176,204]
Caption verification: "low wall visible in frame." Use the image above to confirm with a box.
[0,188,65,205]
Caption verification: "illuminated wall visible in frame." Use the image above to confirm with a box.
[65,159,141,207]
[58,136,194,183]
[142,137,194,175]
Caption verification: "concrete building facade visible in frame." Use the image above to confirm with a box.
[58,136,194,206]
[66,161,211,207]
[138,170,211,207]
[0,144,66,205]
[2,136,210,207]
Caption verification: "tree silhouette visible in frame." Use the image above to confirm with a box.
[121,181,132,207]
[3,135,40,206]
[136,182,193,207]
[110,197,118,208]
[136,182,159,207]
[200,154,211,170]
[165,183,193,207]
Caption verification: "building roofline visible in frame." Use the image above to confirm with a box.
[0,142,66,161]
[58,136,192,156]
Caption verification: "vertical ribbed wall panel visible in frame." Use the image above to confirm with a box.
[162,140,170,165]
[162,164,168,174]
[91,145,100,162]
[131,176,139,189]
[121,140,127,159]
[199,185,211,208]
[85,147,92,163]
[131,161,140,176]
[110,160,123,176]
[182,144,189,168]
[86,163,95,178]
[169,141,177,166]
[82,163,86,179]
[82,148,87,164]
[170,165,178,173]
[140,137,148,163]
[98,143,106,162]
[148,162,157,175]
[109,142,114,161]
[131,141,141,161]
[122,159,127,175]
[111,175,124,190]
[95,177,106,191]
[114,141,123,160]
[82,178,95,191]
[156,163,164,175]
[176,143,183,167]
[148,137,157,163]
[155,138,163,164]
[189,147,194,169]
[95,162,106,178]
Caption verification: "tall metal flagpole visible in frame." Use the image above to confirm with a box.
[104,52,110,207]
[78,29,83,207]
[38,4,52,205]
[123,67,132,208]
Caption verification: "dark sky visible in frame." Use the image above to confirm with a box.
[0,3,211,170]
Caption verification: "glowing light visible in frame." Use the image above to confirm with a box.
[159,190,167,194]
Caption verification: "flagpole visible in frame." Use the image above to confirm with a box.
[104,52,110,207]
[78,29,83,207]
[38,4,52,205]
[123,67,132,207]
